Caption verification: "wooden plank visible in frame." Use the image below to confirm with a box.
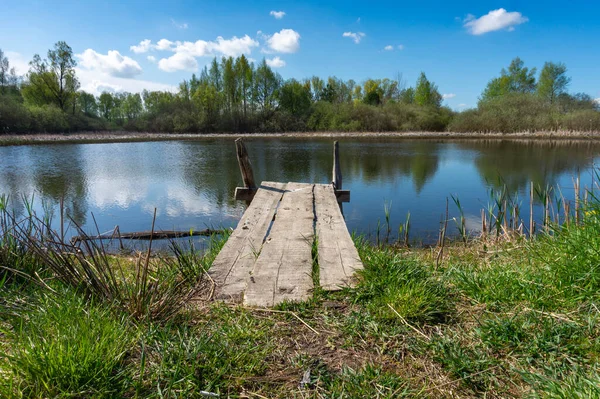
[244,183,315,307]
[235,186,350,202]
[314,184,363,291]
[209,182,287,301]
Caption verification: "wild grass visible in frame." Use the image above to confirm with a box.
[1,203,229,323]
[2,193,600,397]
[353,239,452,324]
[0,288,134,398]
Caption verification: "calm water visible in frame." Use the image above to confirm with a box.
[1,138,599,247]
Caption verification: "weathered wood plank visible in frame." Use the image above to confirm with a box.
[244,183,315,307]
[235,186,350,202]
[209,182,287,301]
[314,184,363,290]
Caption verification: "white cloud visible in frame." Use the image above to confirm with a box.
[85,80,122,94]
[458,103,467,107]
[156,39,175,51]
[147,55,156,63]
[343,31,365,44]
[266,56,286,68]
[594,98,600,105]
[171,19,188,29]
[158,52,198,72]
[163,35,258,57]
[77,49,143,78]
[5,51,29,75]
[384,44,404,51]
[75,67,176,96]
[130,39,152,54]
[464,8,528,35]
[266,29,300,53]
[270,10,285,19]
[442,93,456,99]
[212,35,259,56]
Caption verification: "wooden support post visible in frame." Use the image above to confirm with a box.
[236,138,256,189]
[332,141,342,190]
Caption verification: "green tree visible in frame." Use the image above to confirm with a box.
[193,81,221,130]
[380,78,399,104]
[414,72,442,107]
[321,81,337,103]
[253,59,280,114]
[77,91,98,116]
[310,76,324,102]
[0,49,18,94]
[362,79,383,105]
[278,79,311,115]
[98,92,115,120]
[235,55,253,120]
[122,93,143,120]
[209,58,222,92]
[537,62,570,104]
[399,87,415,104]
[481,57,537,102]
[22,41,79,112]
[222,56,239,116]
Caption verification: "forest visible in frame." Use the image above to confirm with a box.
[1,41,599,134]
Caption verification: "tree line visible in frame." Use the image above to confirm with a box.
[0,42,598,134]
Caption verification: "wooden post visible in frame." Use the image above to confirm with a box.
[235,138,256,189]
[332,141,342,190]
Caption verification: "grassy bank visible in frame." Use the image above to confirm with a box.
[2,200,600,397]
[2,130,600,147]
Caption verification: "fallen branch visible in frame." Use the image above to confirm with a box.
[71,228,228,243]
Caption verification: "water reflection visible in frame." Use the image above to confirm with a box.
[468,140,598,191]
[0,138,599,244]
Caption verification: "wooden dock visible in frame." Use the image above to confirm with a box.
[208,139,363,307]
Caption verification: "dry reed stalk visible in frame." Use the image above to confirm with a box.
[529,181,534,237]
[436,198,449,269]
[481,209,487,240]
[574,174,580,225]
[503,199,508,233]
[544,195,550,233]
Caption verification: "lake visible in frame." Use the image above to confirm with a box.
[1,138,599,247]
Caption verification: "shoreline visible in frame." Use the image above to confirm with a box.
[1,130,600,146]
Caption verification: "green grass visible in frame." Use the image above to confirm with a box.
[3,198,600,397]
[132,305,276,397]
[0,288,134,398]
[353,239,452,324]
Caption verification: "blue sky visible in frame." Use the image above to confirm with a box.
[1,0,599,109]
